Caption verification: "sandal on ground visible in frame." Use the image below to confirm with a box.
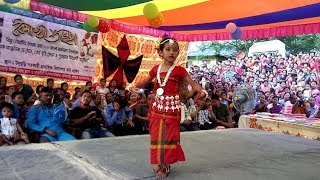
[152,165,161,174]
[156,165,170,179]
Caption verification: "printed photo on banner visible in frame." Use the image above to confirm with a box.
[0,11,98,81]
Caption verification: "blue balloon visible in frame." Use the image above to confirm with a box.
[3,0,20,4]
[162,33,169,38]
[231,27,242,40]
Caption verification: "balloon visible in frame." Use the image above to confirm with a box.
[3,0,20,4]
[97,19,110,33]
[83,22,97,32]
[0,5,12,13]
[231,27,242,40]
[236,51,246,60]
[162,33,169,38]
[143,3,159,19]
[148,13,163,28]
[226,22,237,33]
[87,16,99,28]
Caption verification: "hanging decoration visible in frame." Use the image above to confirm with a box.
[102,36,143,86]
[226,22,237,33]
[143,3,159,19]
[142,3,165,28]
[83,21,97,32]
[148,13,163,28]
[231,27,243,40]
[97,19,110,33]
[87,16,99,28]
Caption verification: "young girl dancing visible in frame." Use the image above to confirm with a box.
[132,37,207,178]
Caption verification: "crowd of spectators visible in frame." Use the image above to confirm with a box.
[0,52,319,146]
[187,52,320,121]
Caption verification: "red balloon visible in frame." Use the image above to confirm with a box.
[226,23,237,33]
[97,19,110,33]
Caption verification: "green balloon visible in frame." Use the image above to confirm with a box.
[87,16,99,28]
[83,21,97,32]
[143,3,159,19]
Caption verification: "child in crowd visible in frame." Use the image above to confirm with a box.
[0,102,30,146]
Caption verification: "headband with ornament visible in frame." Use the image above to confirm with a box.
[156,38,177,49]
[160,38,176,46]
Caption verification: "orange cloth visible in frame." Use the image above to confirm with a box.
[292,103,308,115]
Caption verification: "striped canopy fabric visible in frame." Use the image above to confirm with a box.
[24,0,320,41]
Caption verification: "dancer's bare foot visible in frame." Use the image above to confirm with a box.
[156,165,170,179]
[152,165,161,174]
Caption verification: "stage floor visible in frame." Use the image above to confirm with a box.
[0,129,319,180]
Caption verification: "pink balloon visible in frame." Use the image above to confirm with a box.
[226,23,237,33]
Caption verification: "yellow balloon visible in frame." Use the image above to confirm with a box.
[87,16,99,28]
[143,3,159,19]
[148,13,163,28]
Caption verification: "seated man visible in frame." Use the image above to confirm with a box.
[69,90,114,139]
[308,97,319,118]
[211,94,234,128]
[180,102,200,132]
[27,87,76,143]
[13,74,34,103]
[104,95,133,136]
[134,94,152,134]
[267,96,283,114]
[189,95,214,130]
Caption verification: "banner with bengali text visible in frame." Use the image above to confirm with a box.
[0,11,98,81]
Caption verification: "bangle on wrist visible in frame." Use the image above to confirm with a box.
[201,89,209,99]
[128,83,137,91]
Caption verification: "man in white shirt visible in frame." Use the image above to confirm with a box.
[180,103,200,132]
[308,97,319,118]
[188,97,215,130]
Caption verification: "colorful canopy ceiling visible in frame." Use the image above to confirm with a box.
[6,0,320,41]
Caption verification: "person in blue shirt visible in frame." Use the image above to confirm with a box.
[104,94,133,136]
[27,87,75,143]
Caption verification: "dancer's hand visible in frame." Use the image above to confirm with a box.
[128,83,138,92]
[199,90,207,99]
[195,90,207,102]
